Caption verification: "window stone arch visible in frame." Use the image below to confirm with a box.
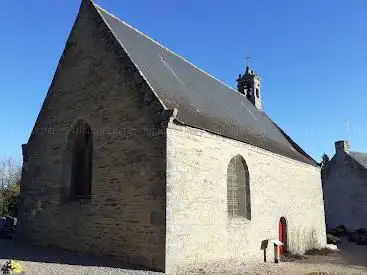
[65,120,93,201]
[227,155,251,219]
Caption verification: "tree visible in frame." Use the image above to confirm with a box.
[0,157,21,217]
[320,153,330,185]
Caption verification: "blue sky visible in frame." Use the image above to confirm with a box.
[1,0,367,161]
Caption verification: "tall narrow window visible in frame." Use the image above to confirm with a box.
[227,155,251,219]
[69,121,93,200]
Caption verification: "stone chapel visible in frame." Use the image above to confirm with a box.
[18,0,327,273]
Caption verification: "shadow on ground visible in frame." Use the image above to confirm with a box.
[299,238,367,270]
[337,240,367,268]
[0,238,154,272]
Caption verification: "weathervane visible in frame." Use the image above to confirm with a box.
[245,56,251,66]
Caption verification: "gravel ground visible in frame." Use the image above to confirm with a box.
[0,239,159,275]
[0,238,366,274]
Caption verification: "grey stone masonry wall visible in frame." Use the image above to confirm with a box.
[17,0,167,271]
[323,150,367,230]
[166,122,326,274]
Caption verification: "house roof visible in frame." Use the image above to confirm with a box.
[349,152,367,169]
[92,2,317,166]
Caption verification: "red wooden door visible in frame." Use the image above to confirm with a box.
[278,219,283,255]
[279,217,287,255]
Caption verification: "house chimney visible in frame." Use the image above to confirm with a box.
[335,140,350,154]
[236,66,262,110]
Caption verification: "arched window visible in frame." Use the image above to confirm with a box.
[69,120,93,200]
[227,155,251,219]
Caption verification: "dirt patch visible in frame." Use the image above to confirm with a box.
[281,253,308,262]
[305,248,335,256]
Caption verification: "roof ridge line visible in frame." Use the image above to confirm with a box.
[92,2,241,96]
[350,151,367,154]
[266,114,318,166]
[92,2,168,110]
[348,153,367,170]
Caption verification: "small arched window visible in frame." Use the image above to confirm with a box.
[227,155,251,219]
[69,120,93,200]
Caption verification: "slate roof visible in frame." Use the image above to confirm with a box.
[93,2,317,166]
[349,152,367,169]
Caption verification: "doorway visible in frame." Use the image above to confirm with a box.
[278,217,288,255]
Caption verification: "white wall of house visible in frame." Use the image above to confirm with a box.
[165,122,326,273]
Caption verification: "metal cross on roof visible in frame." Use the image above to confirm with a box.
[245,56,251,66]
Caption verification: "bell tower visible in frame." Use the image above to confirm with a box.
[236,66,262,111]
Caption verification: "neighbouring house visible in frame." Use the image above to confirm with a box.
[17,0,326,273]
[323,140,367,231]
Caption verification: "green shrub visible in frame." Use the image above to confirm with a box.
[356,228,366,235]
[0,182,20,218]
[327,233,340,245]
[0,157,21,218]
[330,225,349,236]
